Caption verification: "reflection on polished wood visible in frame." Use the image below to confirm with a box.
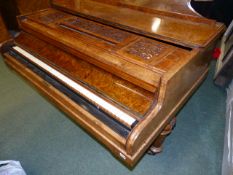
[52,0,224,48]
[15,32,154,115]
[1,0,225,167]
[89,0,201,18]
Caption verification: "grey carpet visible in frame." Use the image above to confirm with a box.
[0,56,226,175]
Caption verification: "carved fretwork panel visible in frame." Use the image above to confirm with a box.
[39,12,67,23]
[117,38,174,69]
[27,10,68,24]
[125,39,165,60]
[61,17,133,44]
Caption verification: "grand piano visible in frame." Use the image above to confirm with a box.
[1,0,225,167]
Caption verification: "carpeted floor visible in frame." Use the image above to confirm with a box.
[0,56,226,175]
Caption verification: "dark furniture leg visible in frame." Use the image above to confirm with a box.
[148,118,176,155]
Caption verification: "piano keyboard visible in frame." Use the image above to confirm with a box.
[12,46,137,128]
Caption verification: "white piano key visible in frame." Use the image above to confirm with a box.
[13,46,137,127]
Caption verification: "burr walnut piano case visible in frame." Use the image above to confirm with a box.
[1,0,225,167]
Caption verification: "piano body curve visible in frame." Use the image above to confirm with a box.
[1,0,225,167]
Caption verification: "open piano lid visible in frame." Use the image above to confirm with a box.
[51,0,224,48]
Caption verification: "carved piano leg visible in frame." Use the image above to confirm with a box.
[148,117,176,155]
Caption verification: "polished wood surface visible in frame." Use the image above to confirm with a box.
[91,0,200,17]
[0,14,10,43]
[4,52,128,150]
[52,0,224,48]
[16,0,50,14]
[15,32,154,115]
[0,0,50,31]
[18,8,197,93]
[1,0,225,167]
[126,45,215,164]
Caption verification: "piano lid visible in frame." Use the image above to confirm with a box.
[51,0,225,48]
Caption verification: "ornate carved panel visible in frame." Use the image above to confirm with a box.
[125,39,165,60]
[36,11,67,24]
[61,17,132,44]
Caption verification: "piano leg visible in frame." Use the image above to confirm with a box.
[147,117,176,155]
